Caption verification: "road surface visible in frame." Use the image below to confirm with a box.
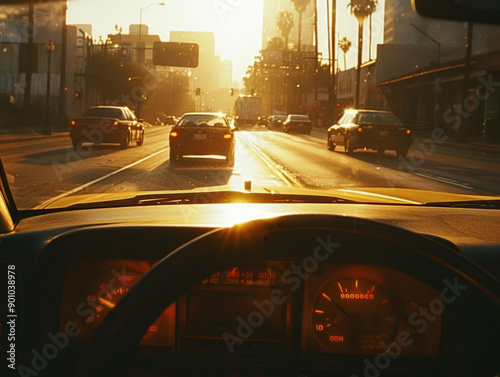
[1,126,500,209]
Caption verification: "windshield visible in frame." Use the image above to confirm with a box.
[1,0,500,210]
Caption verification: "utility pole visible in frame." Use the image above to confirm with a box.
[22,1,34,111]
[331,0,337,121]
[58,2,68,128]
[460,22,474,141]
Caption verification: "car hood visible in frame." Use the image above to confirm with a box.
[38,185,500,210]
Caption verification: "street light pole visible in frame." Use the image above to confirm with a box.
[138,2,165,63]
[44,41,55,135]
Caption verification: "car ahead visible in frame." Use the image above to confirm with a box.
[163,115,178,126]
[70,106,145,149]
[283,114,313,134]
[267,115,287,130]
[169,112,235,166]
[327,110,412,157]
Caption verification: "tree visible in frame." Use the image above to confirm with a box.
[267,36,285,51]
[277,11,294,50]
[347,0,377,107]
[339,37,352,71]
[291,0,311,52]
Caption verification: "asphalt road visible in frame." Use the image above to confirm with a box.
[1,125,500,210]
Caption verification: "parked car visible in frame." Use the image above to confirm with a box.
[169,112,236,166]
[267,115,287,130]
[70,106,145,149]
[327,109,412,157]
[283,114,313,134]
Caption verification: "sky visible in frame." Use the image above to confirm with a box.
[67,0,385,82]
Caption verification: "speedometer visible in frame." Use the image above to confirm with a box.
[312,278,399,354]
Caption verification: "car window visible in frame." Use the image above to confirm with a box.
[358,112,402,126]
[178,115,228,127]
[82,108,126,120]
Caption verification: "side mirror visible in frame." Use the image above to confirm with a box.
[138,119,144,123]
[412,0,500,25]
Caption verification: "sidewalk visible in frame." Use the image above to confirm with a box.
[0,126,69,144]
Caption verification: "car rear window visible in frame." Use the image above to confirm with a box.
[178,115,227,127]
[83,108,125,119]
[357,113,403,126]
[291,115,310,121]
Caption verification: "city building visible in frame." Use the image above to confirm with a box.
[170,31,233,92]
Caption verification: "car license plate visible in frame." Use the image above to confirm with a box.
[89,123,101,129]
[379,131,388,137]
[194,134,207,140]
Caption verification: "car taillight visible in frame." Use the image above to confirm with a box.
[223,134,232,139]
[406,129,412,135]
[113,121,119,126]
[70,120,76,126]
[170,131,178,138]
[357,127,363,133]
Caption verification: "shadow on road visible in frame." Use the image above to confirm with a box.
[20,144,137,166]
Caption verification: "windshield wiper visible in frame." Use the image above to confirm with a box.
[424,200,500,209]
[56,191,359,210]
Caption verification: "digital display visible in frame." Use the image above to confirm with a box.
[200,267,284,287]
[186,290,288,340]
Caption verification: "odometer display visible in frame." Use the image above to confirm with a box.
[200,267,284,287]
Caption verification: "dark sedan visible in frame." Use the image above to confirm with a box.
[70,106,145,149]
[267,115,287,130]
[169,113,236,166]
[327,110,412,157]
[283,114,313,134]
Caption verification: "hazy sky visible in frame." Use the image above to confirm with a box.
[67,0,385,82]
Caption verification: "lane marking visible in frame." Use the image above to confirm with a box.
[237,133,301,187]
[415,173,474,190]
[37,148,169,209]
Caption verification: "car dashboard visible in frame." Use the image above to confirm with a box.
[1,204,499,376]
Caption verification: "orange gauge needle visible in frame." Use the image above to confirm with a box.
[98,298,116,309]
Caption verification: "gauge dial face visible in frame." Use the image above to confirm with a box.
[312,278,399,354]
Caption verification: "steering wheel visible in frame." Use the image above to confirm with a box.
[73,214,500,377]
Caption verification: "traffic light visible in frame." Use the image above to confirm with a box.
[195,88,201,96]
[296,83,301,89]
[230,88,234,96]
[251,89,256,96]
[74,91,81,100]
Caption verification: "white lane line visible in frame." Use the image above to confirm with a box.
[415,173,475,190]
[341,190,422,204]
[237,133,301,188]
[37,148,169,209]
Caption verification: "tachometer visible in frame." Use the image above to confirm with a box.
[312,278,399,354]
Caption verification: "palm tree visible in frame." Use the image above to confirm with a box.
[368,0,378,61]
[291,0,311,52]
[277,11,294,50]
[347,0,377,107]
[339,37,352,71]
[267,36,285,50]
